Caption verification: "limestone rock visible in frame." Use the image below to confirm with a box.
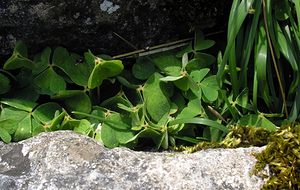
[0,0,231,58]
[0,131,268,190]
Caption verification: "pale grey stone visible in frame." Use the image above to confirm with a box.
[0,131,268,190]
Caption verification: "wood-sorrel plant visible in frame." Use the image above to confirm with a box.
[0,29,277,149]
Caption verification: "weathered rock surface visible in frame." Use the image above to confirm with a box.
[0,131,268,190]
[0,0,231,58]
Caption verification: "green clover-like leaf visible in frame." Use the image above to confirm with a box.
[32,102,63,124]
[200,75,219,102]
[151,52,182,76]
[86,51,124,89]
[32,47,66,95]
[101,113,135,148]
[0,73,10,94]
[54,48,93,87]
[34,67,66,95]
[52,90,92,115]
[143,73,171,122]
[0,100,63,141]
[132,57,156,80]
[190,69,219,102]
[194,30,215,51]
[0,128,11,143]
[3,41,35,70]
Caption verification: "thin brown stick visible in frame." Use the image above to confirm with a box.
[112,30,224,59]
[112,38,191,59]
[113,32,139,50]
[262,0,288,118]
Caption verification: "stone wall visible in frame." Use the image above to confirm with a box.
[0,131,268,190]
[0,0,231,58]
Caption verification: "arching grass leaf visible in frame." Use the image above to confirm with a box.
[217,0,255,83]
[169,117,229,133]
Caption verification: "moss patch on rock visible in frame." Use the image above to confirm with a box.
[252,124,300,189]
[174,125,300,189]
[173,125,272,153]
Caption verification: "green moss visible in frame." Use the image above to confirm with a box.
[173,125,300,189]
[252,124,300,189]
[172,125,272,153]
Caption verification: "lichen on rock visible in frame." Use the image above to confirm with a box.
[99,0,120,14]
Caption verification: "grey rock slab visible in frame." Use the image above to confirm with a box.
[0,0,231,58]
[0,131,268,190]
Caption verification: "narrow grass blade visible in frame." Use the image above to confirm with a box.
[174,135,200,144]
[253,21,271,108]
[217,0,255,85]
[240,0,262,88]
[289,86,300,122]
[169,117,229,133]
